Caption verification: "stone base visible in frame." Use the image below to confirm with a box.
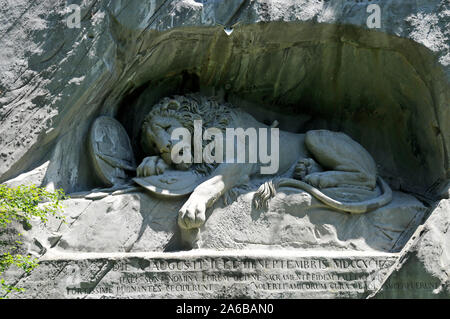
[200,188,426,252]
[15,187,426,255]
[0,185,432,299]
[6,250,398,299]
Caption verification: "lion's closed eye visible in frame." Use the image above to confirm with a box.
[158,124,171,131]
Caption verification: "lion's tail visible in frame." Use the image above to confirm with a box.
[252,179,278,210]
[253,177,393,214]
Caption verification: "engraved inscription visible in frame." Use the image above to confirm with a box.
[63,255,397,298]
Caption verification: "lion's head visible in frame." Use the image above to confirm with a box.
[141,93,234,175]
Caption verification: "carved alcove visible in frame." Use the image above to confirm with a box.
[81,22,447,253]
[5,21,447,256]
[110,22,448,197]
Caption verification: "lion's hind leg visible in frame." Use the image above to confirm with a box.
[304,130,377,189]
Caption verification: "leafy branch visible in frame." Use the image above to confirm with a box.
[0,184,67,297]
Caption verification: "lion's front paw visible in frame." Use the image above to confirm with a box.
[294,158,322,180]
[178,196,207,230]
[304,172,337,189]
[136,156,169,177]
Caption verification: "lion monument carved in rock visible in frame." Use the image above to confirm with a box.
[136,94,392,234]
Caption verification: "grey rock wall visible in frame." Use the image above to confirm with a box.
[1,0,449,299]
[0,0,449,195]
[374,198,450,298]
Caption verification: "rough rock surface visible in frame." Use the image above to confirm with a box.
[1,186,425,257]
[55,193,183,253]
[200,188,426,252]
[374,198,450,298]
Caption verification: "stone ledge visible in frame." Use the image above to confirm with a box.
[6,250,399,299]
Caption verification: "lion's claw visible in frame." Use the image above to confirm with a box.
[136,156,169,177]
[178,196,207,230]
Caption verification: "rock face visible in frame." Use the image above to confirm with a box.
[2,188,425,255]
[0,0,449,195]
[375,199,450,298]
[4,248,400,299]
[0,0,449,299]
[0,185,431,299]
[53,194,182,253]
[200,188,426,252]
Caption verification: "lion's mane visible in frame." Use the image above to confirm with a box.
[142,93,234,175]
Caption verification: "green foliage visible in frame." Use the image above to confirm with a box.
[0,184,67,298]
[0,253,38,295]
[0,184,66,227]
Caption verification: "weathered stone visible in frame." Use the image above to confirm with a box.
[6,250,398,299]
[0,0,449,300]
[200,189,426,252]
[11,187,425,256]
[0,0,448,195]
[374,199,450,298]
[53,193,183,253]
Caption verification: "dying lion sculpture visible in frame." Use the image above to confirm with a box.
[137,94,392,233]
